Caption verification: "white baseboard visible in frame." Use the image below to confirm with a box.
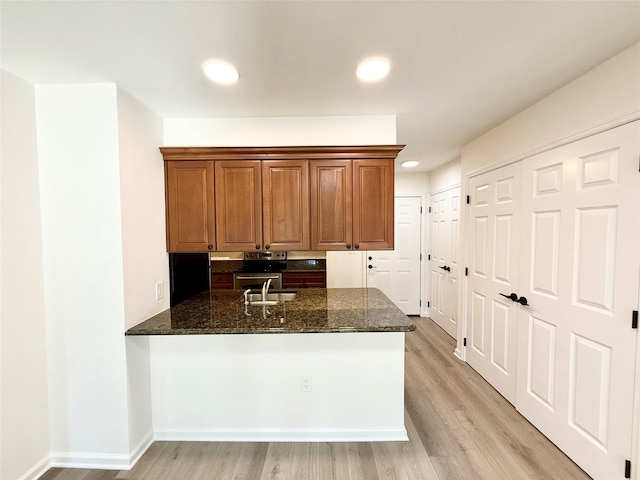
[153,427,409,442]
[128,431,154,469]
[17,454,50,480]
[49,431,153,471]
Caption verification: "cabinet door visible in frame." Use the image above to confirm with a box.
[215,161,263,252]
[310,160,353,250]
[282,272,326,288]
[352,159,394,250]
[165,161,215,252]
[262,160,310,251]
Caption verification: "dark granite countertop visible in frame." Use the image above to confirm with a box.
[126,288,414,335]
[210,259,326,274]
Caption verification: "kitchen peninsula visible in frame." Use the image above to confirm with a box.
[126,288,414,442]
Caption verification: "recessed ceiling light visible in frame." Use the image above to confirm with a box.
[356,56,390,82]
[203,59,239,85]
[401,161,419,168]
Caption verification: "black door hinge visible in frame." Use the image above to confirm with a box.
[625,459,631,478]
[463,338,467,347]
[428,206,432,213]
[420,253,422,261]
[466,195,470,204]
[419,299,422,306]
[465,267,469,276]
[427,301,430,308]
[633,310,638,329]
[428,254,431,261]
[420,206,423,213]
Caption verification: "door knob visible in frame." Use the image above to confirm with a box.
[517,296,529,306]
[368,265,377,269]
[368,256,373,260]
[500,293,518,302]
[439,265,451,272]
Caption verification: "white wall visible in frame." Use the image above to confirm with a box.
[150,332,406,441]
[164,115,396,146]
[429,158,460,193]
[394,171,430,195]
[462,42,640,174]
[116,88,168,462]
[1,70,51,480]
[35,84,131,466]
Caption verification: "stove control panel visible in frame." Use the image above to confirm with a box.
[244,251,287,261]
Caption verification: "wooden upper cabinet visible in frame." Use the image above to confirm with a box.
[262,160,310,251]
[214,160,263,252]
[352,159,394,250]
[165,161,215,252]
[160,145,404,252]
[310,160,353,250]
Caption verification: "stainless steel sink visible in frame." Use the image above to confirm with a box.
[246,292,297,303]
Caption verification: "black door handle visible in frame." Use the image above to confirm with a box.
[439,265,451,272]
[500,293,518,302]
[368,264,373,269]
[517,296,529,306]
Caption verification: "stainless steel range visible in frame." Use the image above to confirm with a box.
[232,251,287,290]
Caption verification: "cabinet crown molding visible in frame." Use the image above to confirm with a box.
[160,145,405,161]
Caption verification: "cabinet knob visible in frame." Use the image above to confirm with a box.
[368,256,373,260]
[255,244,260,250]
[207,244,213,250]
[346,244,352,250]
[265,244,270,250]
[354,244,360,250]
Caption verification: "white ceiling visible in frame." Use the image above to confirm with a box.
[2,1,639,171]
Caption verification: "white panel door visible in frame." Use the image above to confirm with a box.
[466,164,521,404]
[367,196,421,314]
[516,121,639,479]
[429,188,461,338]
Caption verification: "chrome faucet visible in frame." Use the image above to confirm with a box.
[261,278,272,301]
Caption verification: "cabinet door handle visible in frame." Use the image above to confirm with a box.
[346,244,352,250]
[265,244,270,250]
[255,244,261,250]
[368,265,377,269]
[354,244,360,249]
[207,244,213,250]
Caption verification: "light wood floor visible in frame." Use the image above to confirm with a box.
[40,318,590,480]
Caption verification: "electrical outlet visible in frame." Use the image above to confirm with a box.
[155,281,164,301]
[300,375,312,393]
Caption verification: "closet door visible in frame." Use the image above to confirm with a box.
[429,188,460,338]
[466,164,521,404]
[516,121,639,479]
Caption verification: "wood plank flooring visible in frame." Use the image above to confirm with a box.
[40,318,590,480]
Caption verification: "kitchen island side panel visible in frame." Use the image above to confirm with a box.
[149,332,406,441]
